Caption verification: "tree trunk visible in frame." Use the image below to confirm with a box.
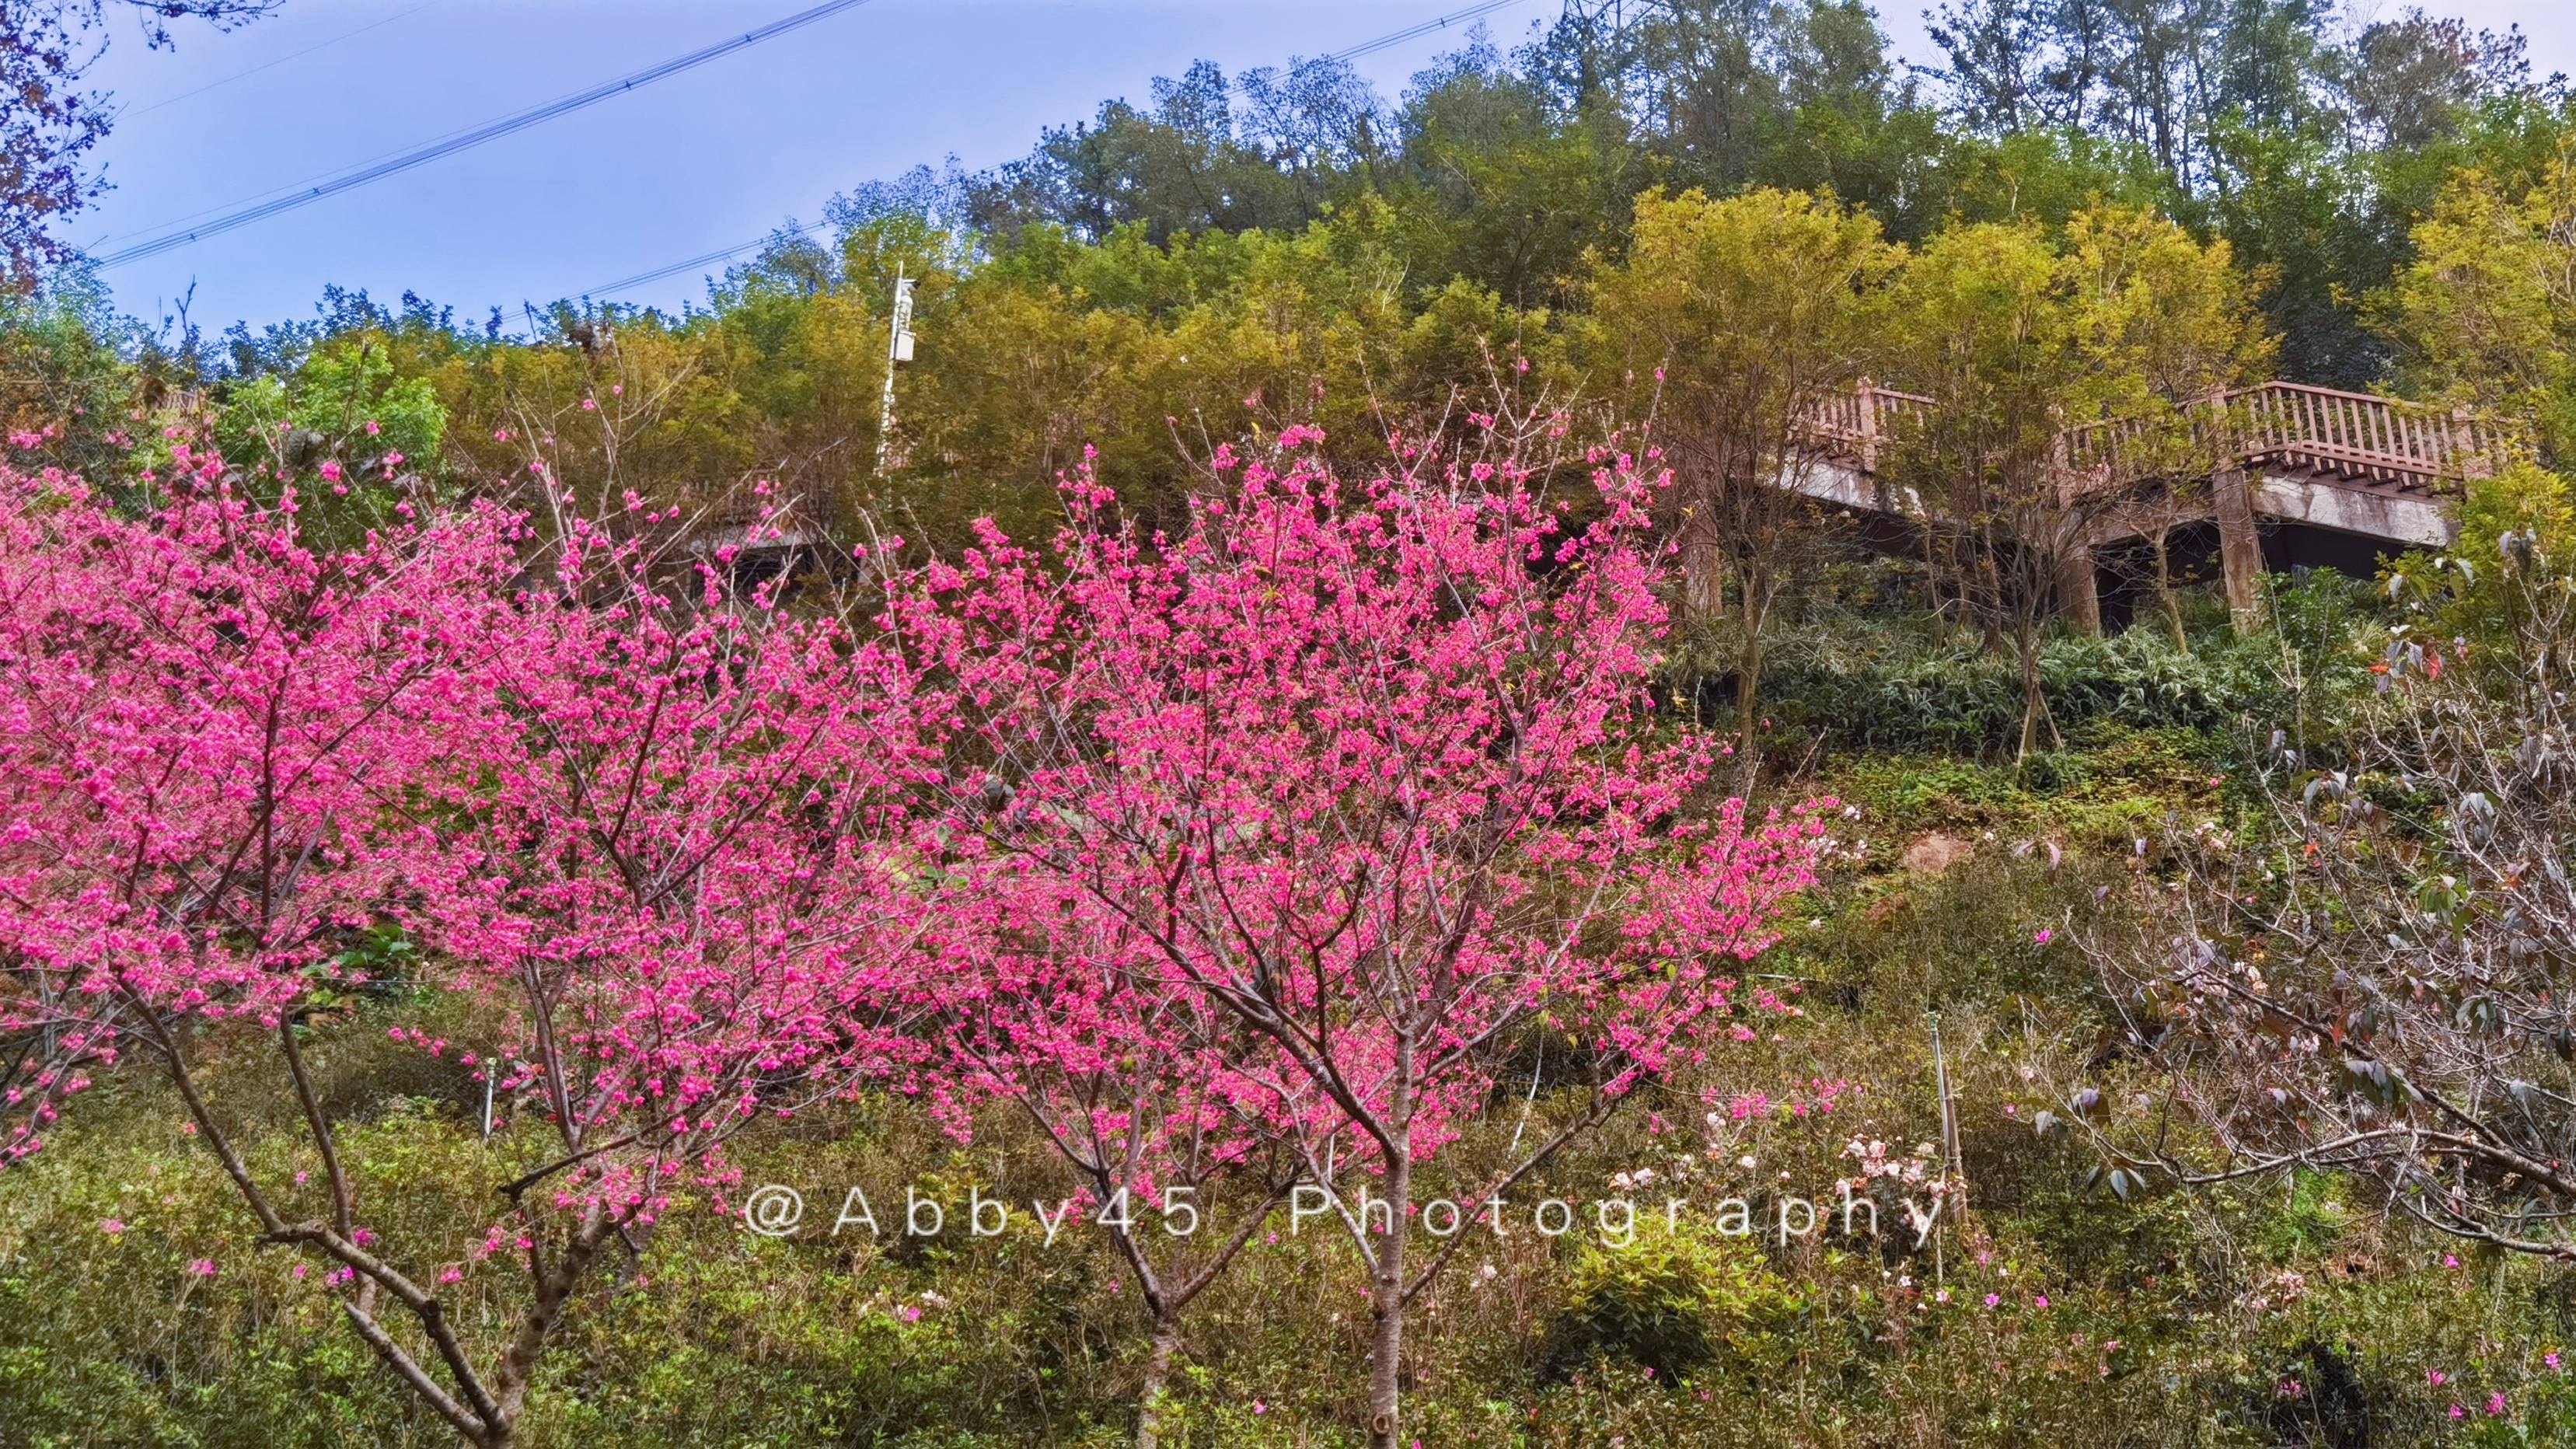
[1364,1147,1411,1449]
[1135,1316,1185,1449]
[1735,628,1765,791]
[487,1204,616,1435]
[1975,550,2006,657]
[1370,1160,1412,1444]
[2014,618,2060,762]
[2150,529,2188,653]
[1681,532,1725,622]
[1734,567,1769,790]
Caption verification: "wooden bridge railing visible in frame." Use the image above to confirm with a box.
[1797,379,2498,493]
[2229,382,2494,485]
[1792,381,1936,471]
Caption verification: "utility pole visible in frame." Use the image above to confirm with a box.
[876,265,916,476]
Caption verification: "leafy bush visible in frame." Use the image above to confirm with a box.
[1681,571,2379,759]
[1541,1224,1806,1383]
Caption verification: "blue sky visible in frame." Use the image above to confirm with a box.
[70,0,2576,336]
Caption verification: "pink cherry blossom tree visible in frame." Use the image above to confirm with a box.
[0,451,529,1436]
[389,503,953,1443]
[923,862,1312,1447]
[888,431,1830,1447]
[0,459,944,1447]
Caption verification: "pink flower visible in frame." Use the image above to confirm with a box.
[0,412,1827,1435]
[2033,1294,2049,1308]
[1983,1294,2000,1308]
[99,1218,124,1234]
[2487,1392,2508,1416]
[187,1259,216,1277]
[2547,1351,2561,1371]
[2449,1405,2466,1419]
[2032,928,2053,946]
[2429,1370,2449,1387]
[318,460,342,482]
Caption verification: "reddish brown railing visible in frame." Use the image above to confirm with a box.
[2229,382,2492,485]
[1796,379,2497,493]
[1793,379,1935,471]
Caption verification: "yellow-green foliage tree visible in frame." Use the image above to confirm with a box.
[2058,204,2276,646]
[2377,144,2576,465]
[1878,208,2272,755]
[1880,221,2094,759]
[1579,185,1900,772]
[417,202,1541,562]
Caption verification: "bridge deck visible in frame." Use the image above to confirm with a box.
[1794,380,2494,547]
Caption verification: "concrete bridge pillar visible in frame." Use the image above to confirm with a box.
[2054,543,2102,637]
[2212,466,2266,630]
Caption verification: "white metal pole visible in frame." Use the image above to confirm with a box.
[877,265,915,476]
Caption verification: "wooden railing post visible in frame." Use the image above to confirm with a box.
[2043,409,2102,635]
[2204,385,2236,470]
[2452,407,2491,481]
[1855,376,1879,473]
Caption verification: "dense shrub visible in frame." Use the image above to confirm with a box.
[12,850,2576,1444]
[1541,1225,1806,1383]
[1680,569,2380,759]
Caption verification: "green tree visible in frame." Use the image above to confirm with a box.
[2061,203,2275,644]
[2375,147,2576,465]
[1881,221,2093,757]
[1580,184,1899,774]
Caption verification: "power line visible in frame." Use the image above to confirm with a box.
[580,224,830,302]
[534,0,1544,315]
[93,0,881,270]
[1325,0,1532,64]
[117,0,450,120]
